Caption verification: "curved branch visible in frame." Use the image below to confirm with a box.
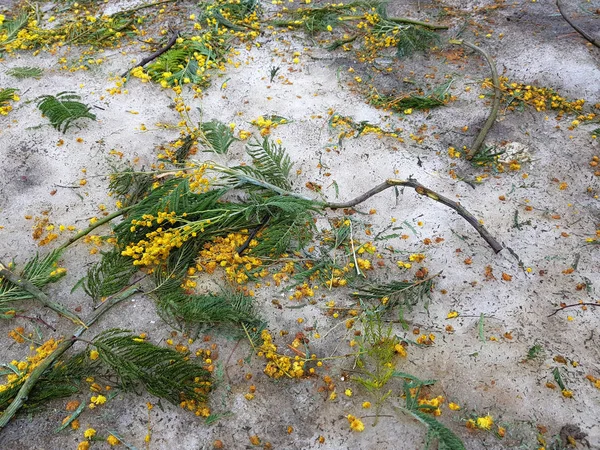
[449,39,500,158]
[326,178,503,253]
[556,0,600,48]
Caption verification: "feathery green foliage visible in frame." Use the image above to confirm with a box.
[270,0,381,34]
[153,279,265,340]
[81,250,138,303]
[352,276,435,311]
[36,92,96,133]
[6,66,43,79]
[0,250,65,307]
[397,375,465,450]
[369,80,452,112]
[233,137,294,190]
[373,20,439,57]
[108,162,155,207]
[92,329,211,404]
[146,40,220,87]
[0,13,29,46]
[0,351,94,413]
[200,120,238,154]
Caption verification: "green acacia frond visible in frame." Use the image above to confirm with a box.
[0,250,64,306]
[6,66,43,79]
[36,91,96,133]
[0,13,29,46]
[235,137,293,190]
[82,250,137,303]
[402,408,466,450]
[352,275,436,310]
[92,329,211,404]
[372,21,439,58]
[200,120,237,154]
[108,162,155,207]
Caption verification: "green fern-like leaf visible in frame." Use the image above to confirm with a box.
[352,275,437,310]
[92,329,211,405]
[108,162,155,207]
[82,250,137,303]
[372,21,439,58]
[37,91,96,133]
[0,250,64,307]
[200,120,237,154]
[236,137,293,190]
[0,13,29,46]
[403,409,466,450]
[6,66,43,79]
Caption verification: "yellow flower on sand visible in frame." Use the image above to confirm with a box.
[476,415,494,430]
[77,442,90,450]
[347,414,365,432]
[91,394,107,405]
[448,402,461,411]
[84,428,97,439]
[107,434,121,446]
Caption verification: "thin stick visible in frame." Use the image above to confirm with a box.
[556,0,600,49]
[349,221,363,277]
[0,262,83,326]
[449,39,500,158]
[0,285,141,429]
[548,302,600,317]
[56,206,133,252]
[14,314,56,331]
[121,32,180,78]
[387,17,448,30]
[325,178,503,253]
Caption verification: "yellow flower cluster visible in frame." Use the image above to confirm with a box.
[257,330,306,379]
[485,77,594,119]
[347,414,365,432]
[251,115,286,136]
[329,113,403,142]
[418,395,445,416]
[0,338,61,393]
[0,90,19,116]
[179,376,212,416]
[197,232,267,284]
[130,66,152,83]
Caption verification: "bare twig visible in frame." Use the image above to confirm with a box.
[548,302,600,317]
[556,0,600,48]
[0,285,141,429]
[14,314,56,331]
[449,39,500,158]
[118,0,177,16]
[0,262,84,326]
[121,32,180,78]
[325,178,503,253]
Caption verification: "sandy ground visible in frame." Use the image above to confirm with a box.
[1,0,599,449]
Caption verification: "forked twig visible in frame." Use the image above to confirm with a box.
[556,0,600,49]
[325,178,503,253]
[548,302,600,317]
[449,39,500,158]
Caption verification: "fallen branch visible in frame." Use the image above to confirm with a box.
[556,0,600,49]
[325,178,503,253]
[0,262,84,326]
[449,39,500,159]
[121,32,180,78]
[0,285,141,429]
[548,302,600,317]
